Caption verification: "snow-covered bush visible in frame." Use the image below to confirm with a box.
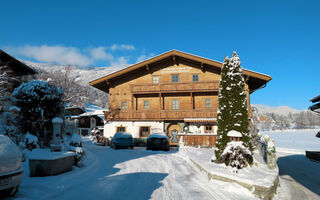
[12,80,64,147]
[220,141,253,171]
[69,133,82,147]
[23,132,39,150]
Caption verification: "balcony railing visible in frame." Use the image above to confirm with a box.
[130,81,219,94]
[110,109,217,121]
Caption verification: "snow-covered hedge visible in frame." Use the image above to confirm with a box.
[220,141,253,170]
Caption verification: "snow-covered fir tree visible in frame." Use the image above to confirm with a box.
[215,52,252,162]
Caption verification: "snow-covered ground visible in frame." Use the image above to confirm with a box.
[262,129,320,153]
[4,129,320,199]
[262,129,320,199]
[9,139,257,200]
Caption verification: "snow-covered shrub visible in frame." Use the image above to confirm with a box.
[23,132,39,151]
[12,80,64,147]
[69,133,82,147]
[220,141,253,170]
[66,133,85,167]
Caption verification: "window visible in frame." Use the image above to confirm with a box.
[153,76,159,83]
[172,75,179,82]
[205,99,211,108]
[193,74,199,82]
[121,101,127,109]
[204,126,213,133]
[172,100,179,110]
[140,127,150,137]
[144,100,150,109]
[117,126,126,132]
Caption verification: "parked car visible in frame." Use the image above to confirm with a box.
[110,132,134,149]
[147,133,170,151]
[0,135,24,197]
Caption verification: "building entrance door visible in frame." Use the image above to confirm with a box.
[167,124,181,146]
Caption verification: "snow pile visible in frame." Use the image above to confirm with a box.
[24,133,38,145]
[227,130,242,137]
[181,146,278,189]
[221,141,252,171]
[70,133,82,146]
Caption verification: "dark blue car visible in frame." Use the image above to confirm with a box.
[110,132,134,150]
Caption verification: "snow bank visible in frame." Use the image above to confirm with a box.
[227,130,242,137]
[262,129,320,151]
[28,148,76,160]
[181,146,279,198]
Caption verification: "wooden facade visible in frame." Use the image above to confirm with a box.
[90,50,271,146]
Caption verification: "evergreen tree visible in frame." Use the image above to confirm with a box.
[215,52,252,162]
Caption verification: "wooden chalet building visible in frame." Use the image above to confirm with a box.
[0,49,37,110]
[90,50,271,146]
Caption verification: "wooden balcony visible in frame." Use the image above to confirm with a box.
[113,109,217,121]
[130,81,219,94]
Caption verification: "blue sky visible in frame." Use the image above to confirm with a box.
[1,0,319,110]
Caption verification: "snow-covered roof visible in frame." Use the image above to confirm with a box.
[184,118,216,122]
[227,130,242,137]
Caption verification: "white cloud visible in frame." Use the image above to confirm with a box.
[15,45,92,66]
[111,56,129,66]
[89,47,113,61]
[136,53,155,63]
[110,44,135,51]
[4,44,146,67]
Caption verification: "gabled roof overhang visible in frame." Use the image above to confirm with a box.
[0,49,37,75]
[89,50,271,93]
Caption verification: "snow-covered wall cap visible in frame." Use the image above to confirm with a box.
[227,130,242,137]
[52,117,63,124]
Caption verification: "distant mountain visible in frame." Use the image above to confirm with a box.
[22,61,128,86]
[252,104,301,115]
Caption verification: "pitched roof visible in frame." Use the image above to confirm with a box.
[311,95,320,103]
[0,49,37,75]
[90,50,271,93]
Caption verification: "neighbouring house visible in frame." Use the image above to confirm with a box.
[89,50,271,146]
[309,95,320,114]
[0,49,37,109]
[0,49,37,133]
[65,103,106,136]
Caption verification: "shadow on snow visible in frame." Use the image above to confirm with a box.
[277,154,320,195]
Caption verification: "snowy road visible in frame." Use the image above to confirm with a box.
[275,151,320,200]
[12,141,256,200]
